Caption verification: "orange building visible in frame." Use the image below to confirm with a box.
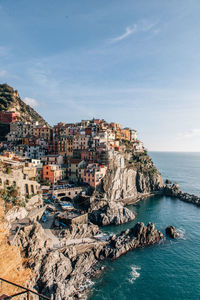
[57,136,73,156]
[43,164,63,184]
[121,128,131,141]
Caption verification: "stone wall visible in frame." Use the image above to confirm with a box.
[0,168,40,200]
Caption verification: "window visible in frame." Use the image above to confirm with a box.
[25,184,29,194]
[46,172,48,175]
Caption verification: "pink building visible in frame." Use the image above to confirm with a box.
[80,150,99,162]
[80,164,107,188]
[68,127,80,136]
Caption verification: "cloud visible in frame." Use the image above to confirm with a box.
[23,97,39,108]
[110,20,157,43]
[180,129,200,138]
[0,70,8,77]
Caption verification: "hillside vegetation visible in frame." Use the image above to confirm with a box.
[0,83,47,125]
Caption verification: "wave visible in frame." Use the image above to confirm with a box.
[128,265,141,284]
[78,278,94,294]
[176,228,186,240]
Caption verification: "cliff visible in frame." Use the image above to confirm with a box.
[89,150,163,226]
[92,150,163,207]
[103,150,163,203]
[15,219,163,299]
[0,83,48,125]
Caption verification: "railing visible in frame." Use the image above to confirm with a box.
[0,278,51,300]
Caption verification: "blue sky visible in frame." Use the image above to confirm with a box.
[0,0,200,151]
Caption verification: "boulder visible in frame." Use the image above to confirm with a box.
[165,226,179,239]
[90,202,135,226]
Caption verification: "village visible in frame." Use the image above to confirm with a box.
[0,110,144,236]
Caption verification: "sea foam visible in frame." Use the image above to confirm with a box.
[176,228,186,240]
[128,265,141,284]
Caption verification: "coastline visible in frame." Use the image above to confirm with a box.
[163,183,200,206]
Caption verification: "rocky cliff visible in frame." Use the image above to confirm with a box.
[100,222,163,259]
[102,150,163,204]
[89,150,163,225]
[15,220,163,299]
[0,83,47,125]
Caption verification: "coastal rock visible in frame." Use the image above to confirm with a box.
[165,179,172,184]
[163,183,181,197]
[97,151,163,205]
[165,226,179,239]
[89,202,135,226]
[59,223,100,239]
[15,220,105,299]
[101,222,163,259]
[163,182,200,206]
[38,251,73,298]
[15,218,163,299]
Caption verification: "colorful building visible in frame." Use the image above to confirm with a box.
[0,111,20,124]
[80,163,107,188]
[121,128,131,141]
[53,122,69,138]
[80,149,99,162]
[43,164,63,184]
[33,126,52,141]
[73,135,89,150]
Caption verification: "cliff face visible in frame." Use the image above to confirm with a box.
[0,83,47,125]
[98,150,163,204]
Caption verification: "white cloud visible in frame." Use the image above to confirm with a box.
[110,20,157,43]
[181,129,200,139]
[23,97,39,108]
[0,70,8,77]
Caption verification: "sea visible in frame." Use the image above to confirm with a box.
[89,152,200,300]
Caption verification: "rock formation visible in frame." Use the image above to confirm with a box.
[89,151,163,226]
[165,226,179,239]
[15,220,162,299]
[97,151,163,204]
[100,222,163,259]
[89,202,135,226]
[163,182,200,206]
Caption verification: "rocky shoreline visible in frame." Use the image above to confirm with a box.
[15,220,164,300]
[5,152,185,299]
[163,182,200,206]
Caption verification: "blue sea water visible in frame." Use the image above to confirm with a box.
[90,152,200,300]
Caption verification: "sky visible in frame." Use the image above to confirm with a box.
[0,0,200,151]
